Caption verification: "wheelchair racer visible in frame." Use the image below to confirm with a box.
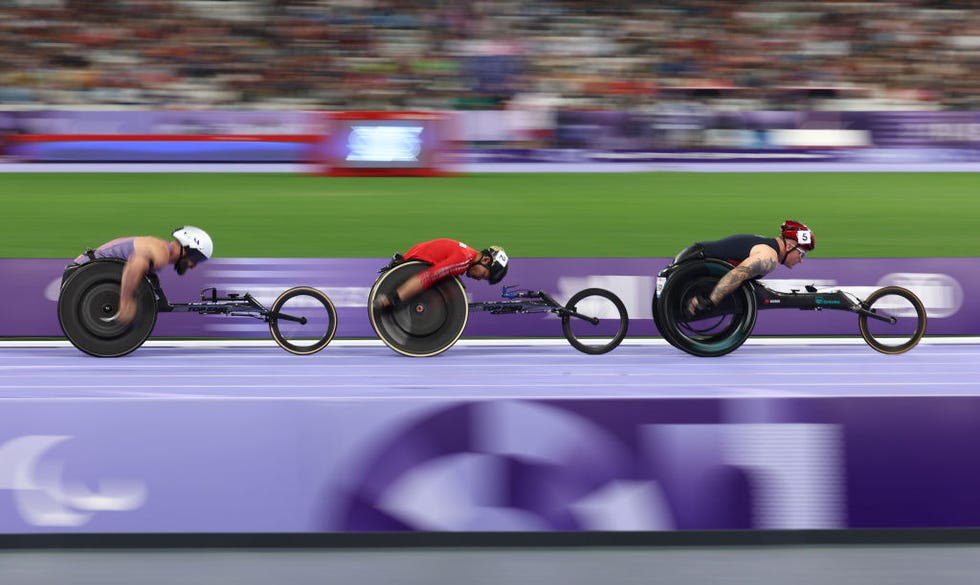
[681,220,814,316]
[373,238,509,310]
[68,226,214,325]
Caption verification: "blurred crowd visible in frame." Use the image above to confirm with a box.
[0,0,977,111]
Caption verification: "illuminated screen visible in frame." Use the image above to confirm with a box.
[346,125,423,164]
[332,120,430,168]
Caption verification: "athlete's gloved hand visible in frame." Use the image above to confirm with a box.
[373,294,390,311]
[373,292,401,312]
[687,295,714,316]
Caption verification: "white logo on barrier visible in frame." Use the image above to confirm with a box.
[761,274,962,319]
[0,435,147,527]
[558,275,652,320]
[370,402,844,531]
[346,126,423,162]
[878,272,963,318]
[45,277,62,302]
[375,401,676,531]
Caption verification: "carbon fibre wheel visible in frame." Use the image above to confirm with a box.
[654,259,757,357]
[368,261,469,357]
[57,261,158,357]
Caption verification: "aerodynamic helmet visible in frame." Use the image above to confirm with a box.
[172,225,214,262]
[482,245,509,285]
[780,220,814,251]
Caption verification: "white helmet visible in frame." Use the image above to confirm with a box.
[172,226,213,260]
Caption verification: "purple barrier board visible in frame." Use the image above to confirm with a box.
[0,257,975,338]
[449,147,980,165]
[1,110,318,162]
[554,110,980,150]
[7,141,308,163]
[2,257,977,339]
[4,109,979,163]
[0,110,315,135]
[3,392,980,533]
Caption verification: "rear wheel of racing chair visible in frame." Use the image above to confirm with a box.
[652,290,684,353]
[57,260,158,357]
[368,260,469,357]
[654,259,758,357]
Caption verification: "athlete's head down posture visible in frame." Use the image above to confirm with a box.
[373,238,509,310]
[71,226,214,325]
[681,220,814,315]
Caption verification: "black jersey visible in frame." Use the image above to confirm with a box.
[698,234,778,266]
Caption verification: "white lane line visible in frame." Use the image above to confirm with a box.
[4,380,979,390]
[0,363,964,376]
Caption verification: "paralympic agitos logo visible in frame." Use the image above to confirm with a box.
[0,435,147,527]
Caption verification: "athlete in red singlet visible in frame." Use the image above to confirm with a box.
[374,238,509,310]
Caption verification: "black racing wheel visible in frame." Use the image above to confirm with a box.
[561,287,629,355]
[652,273,684,352]
[654,259,757,357]
[368,261,469,357]
[858,286,927,355]
[269,286,338,355]
[57,260,158,357]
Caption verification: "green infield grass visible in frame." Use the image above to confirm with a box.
[3,171,977,258]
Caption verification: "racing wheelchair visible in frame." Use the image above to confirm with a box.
[57,259,337,357]
[368,260,629,357]
[652,257,927,357]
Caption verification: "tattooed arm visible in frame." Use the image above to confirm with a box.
[688,245,778,314]
[708,250,777,304]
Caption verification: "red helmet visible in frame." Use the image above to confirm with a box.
[781,220,814,250]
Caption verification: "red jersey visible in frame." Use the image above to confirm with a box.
[403,238,480,289]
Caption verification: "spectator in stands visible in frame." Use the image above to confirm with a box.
[0,1,975,112]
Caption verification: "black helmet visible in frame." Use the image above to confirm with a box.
[482,245,509,285]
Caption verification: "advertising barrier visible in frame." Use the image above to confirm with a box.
[4,110,979,163]
[1,110,316,162]
[2,257,976,338]
[3,388,980,533]
[3,256,980,536]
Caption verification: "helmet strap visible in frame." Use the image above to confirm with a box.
[174,247,189,275]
